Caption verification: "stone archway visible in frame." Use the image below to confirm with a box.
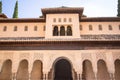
[31,60,43,80]
[16,60,29,80]
[54,59,73,80]
[97,60,110,80]
[0,59,12,80]
[82,60,95,80]
[115,59,120,80]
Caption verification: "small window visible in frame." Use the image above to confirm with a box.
[3,26,7,31]
[43,26,45,31]
[14,26,17,31]
[119,25,120,30]
[108,25,112,30]
[63,18,66,22]
[89,25,93,31]
[24,26,28,31]
[53,18,56,22]
[69,18,72,22]
[98,25,102,30]
[58,18,61,22]
[34,26,37,31]
[79,25,82,30]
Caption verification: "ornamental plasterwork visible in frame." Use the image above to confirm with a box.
[19,52,30,61]
[96,52,106,61]
[33,53,43,61]
[81,52,92,61]
[112,52,120,61]
[4,52,13,60]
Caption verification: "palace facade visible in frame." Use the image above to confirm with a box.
[0,7,120,80]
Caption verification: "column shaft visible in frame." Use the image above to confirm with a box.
[12,72,16,80]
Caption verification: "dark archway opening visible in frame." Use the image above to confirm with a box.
[115,59,120,80]
[0,60,12,80]
[82,60,95,80]
[54,59,73,80]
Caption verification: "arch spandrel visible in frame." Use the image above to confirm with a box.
[113,52,120,62]
[81,53,92,62]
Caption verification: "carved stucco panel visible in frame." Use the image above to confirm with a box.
[19,52,30,61]
[33,52,43,62]
[81,52,92,61]
[96,51,106,61]
[3,52,13,60]
[112,52,120,61]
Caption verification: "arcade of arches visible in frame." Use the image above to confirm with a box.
[0,53,120,80]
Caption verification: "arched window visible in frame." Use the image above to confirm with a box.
[58,18,61,22]
[89,25,93,31]
[14,26,17,31]
[53,18,56,22]
[119,25,120,30]
[53,26,58,36]
[60,26,65,36]
[108,25,112,30]
[69,18,72,22]
[3,26,7,31]
[67,26,72,36]
[98,24,102,30]
[43,26,46,31]
[80,25,82,30]
[24,26,28,31]
[34,26,37,31]
[64,18,66,22]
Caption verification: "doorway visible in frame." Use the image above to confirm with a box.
[54,59,73,80]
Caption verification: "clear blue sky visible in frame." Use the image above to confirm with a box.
[1,0,118,18]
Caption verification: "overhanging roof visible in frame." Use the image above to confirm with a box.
[41,7,84,17]
[0,13,7,18]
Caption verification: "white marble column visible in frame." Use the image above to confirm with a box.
[12,72,17,80]
[94,72,97,80]
[58,26,60,36]
[28,72,31,80]
[80,73,82,80]
[109,73,115,80]
[43,72,48,80]
[65,25,67,36]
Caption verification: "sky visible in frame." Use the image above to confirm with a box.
[1,0,118,18]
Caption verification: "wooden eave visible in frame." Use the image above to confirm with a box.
[0,18,45,23]
[0,13,8,18]
[0,40,119,44]
[0,40,120,47]
[80,17,120,22]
